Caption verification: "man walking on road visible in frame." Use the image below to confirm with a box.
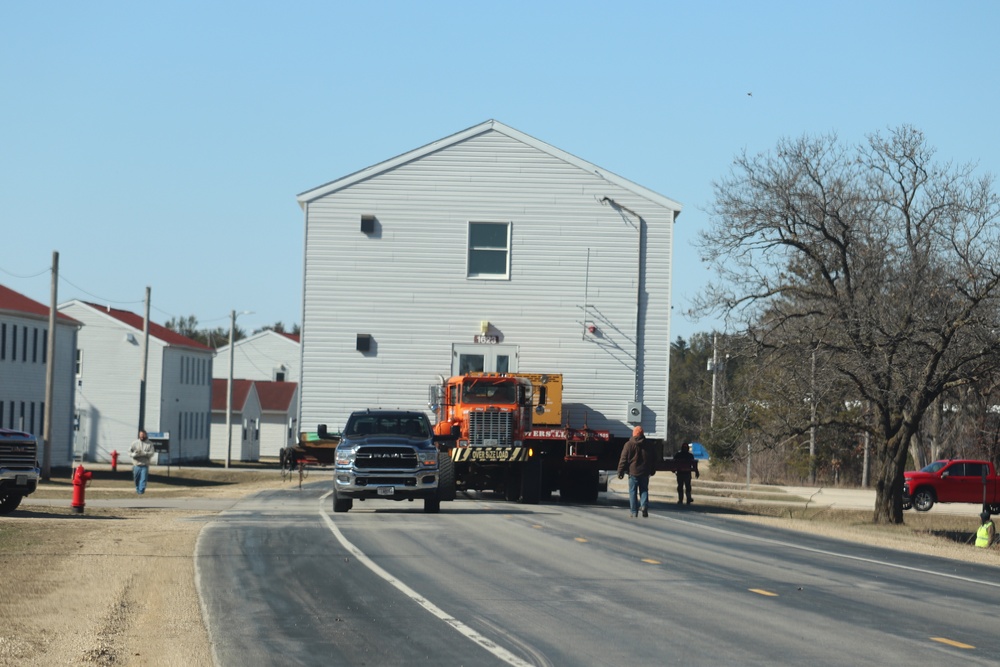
[617,426,657,517]
[129,430,155,495]
[673,442,699,505]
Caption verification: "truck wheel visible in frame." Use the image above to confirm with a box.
[912,488,935,512]
[438,451,456,502]
[332,488,353,513]
[990,504,1000,515]
[902,499,912,511]
[424,496,441,513]
[504,467,522,502]
[0,493,23,515]
[519,459,541,505]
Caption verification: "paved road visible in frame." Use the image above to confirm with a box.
[195,483,1000,666]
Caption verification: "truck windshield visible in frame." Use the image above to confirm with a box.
[462,379,517,404]
[920,461,946,474]
[347,416,430,438]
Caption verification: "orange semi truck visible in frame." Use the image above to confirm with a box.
[428,373,625,504]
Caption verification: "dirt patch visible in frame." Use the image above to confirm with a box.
[0,467,302,666]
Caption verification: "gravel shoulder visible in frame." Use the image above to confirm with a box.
[2,467,998,666]
[0,469,284,666]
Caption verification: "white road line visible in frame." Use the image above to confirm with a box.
[656,512,1000,589]
[318,501,532,667]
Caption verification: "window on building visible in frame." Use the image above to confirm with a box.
[22,326,27,361]
[11,325,17,362]
[274,366,286,382]
[32,328,38,363]
[1,323,6,360]
[467,222,511,279]
[42,329,47,364]
[76,349,83,377]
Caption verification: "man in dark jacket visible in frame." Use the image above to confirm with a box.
[673,442,700,505]
[617,426,657,517]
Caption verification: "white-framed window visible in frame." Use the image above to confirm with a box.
[467,221,511,279]
[76,349,84,377]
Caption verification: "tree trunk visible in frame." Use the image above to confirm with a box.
[872,432,909,524]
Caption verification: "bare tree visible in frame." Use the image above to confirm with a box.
[696,126,1000,524]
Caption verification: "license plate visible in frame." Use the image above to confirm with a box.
[483,439,499,447]
[15,475,27,486]
[377,486,395,496]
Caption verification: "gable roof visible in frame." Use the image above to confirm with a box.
[211,378,255,412]
[0,284,80,325]
[296,119,683,214]
[255,380,298,412]
[77,302,212,351]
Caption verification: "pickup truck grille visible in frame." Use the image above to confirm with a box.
[0,439,38,469]
[355,447,418,470]
[468,410,513,447]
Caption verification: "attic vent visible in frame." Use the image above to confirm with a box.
[360,214,376,234]
[356,334,372,352]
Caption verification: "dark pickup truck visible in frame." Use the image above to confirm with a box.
[0,429,40,514]
[331,409,456,513]
[903,459,1000,513]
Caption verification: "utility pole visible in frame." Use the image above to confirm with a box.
[809,345,817,484]
[709,333,719,428]
[42,251,58,480]
[226,310,235,469]
[138,287,150,432]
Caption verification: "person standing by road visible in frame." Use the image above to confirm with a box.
[673,442,700,505]
[617,426,657,518]
[129,430,155,495]
[976,510,995,548]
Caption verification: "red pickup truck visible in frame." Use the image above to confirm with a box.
[902,459,1000,513]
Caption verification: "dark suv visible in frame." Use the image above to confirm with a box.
[329,410,455,513]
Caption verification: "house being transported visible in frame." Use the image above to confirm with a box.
[296,120,681,440]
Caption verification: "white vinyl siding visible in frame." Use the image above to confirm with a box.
[299,123,678,438]
[0,312,77,465]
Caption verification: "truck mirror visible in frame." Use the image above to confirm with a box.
[318,424,328,439]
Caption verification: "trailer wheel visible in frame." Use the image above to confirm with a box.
[577,468,600,504]
[0,493,23,515]
[519,459,541,504]
[438,451,456,501]
[990,504,1000,515]
[912,488,935,512]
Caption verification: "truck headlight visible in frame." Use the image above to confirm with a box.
[419,452,438,467]
[336,448,357,466]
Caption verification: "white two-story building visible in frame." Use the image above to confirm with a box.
[296,120,681,438]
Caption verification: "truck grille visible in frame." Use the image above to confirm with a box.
[0,440,38,469]
[468,410,513,447]
[355,447,418,470]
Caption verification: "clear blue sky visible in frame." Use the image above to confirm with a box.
[3,1,997,341]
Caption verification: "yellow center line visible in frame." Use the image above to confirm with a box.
[931,637,974,649]
[641,558,661,565]
[749,588,778,597]
[532,524,543,529]
[574,537,588,543]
